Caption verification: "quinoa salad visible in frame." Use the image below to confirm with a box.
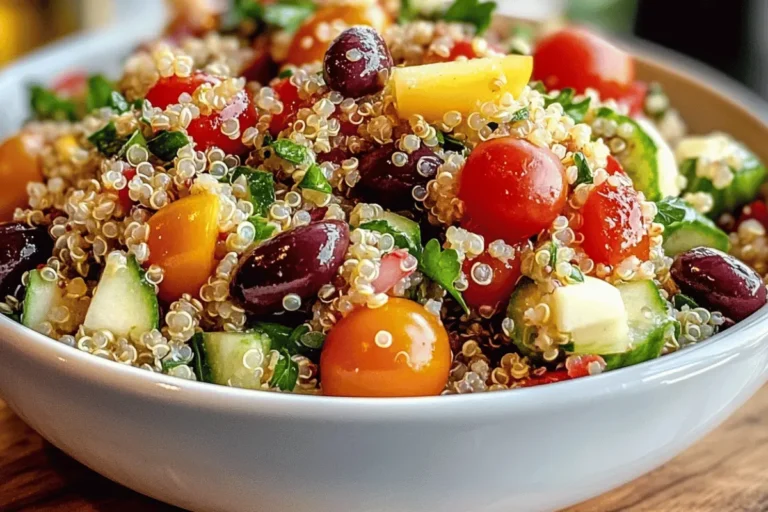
[1,0,766,397]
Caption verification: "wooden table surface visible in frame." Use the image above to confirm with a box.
[2,386,768,512]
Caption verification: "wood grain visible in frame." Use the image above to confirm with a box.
[2,386,768,512]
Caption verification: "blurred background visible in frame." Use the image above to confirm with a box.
[0,0,766,98]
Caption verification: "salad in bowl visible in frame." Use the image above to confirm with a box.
[0,0,766,399]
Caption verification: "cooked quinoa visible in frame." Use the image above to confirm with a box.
[0,0,765,398]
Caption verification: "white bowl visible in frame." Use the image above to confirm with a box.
[2,26,768,512]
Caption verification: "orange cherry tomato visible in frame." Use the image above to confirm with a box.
[320,298,451,397]
[146,193,220,302]
[458,137,567,244]
[462,250,522,312]
[145,73,257,155]
[579,177,650,267]
[533,28,634,101]
[285,3,390,66]
[0,134,43,221]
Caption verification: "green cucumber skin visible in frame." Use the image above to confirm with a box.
[595,108,661,200]
[21,270,59,331]
[505,278,540,357]
[681,158,767,219]
[191,333,213,383]
[602,322,668,371]
[662,221,730,256]
[196,332,272,386]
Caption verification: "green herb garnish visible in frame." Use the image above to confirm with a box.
[399,0,417,22]
[248,216,277,241]
[272,139,312,165]
[28,85,78,121]
[443,0,497,36]
[86,75,114,112]
[544,88,591,123]
[233,0,316,32]
[438,132,467,153]
[359,219,422,259]
[420,239,469,314]
[654,196,692,226]
[573,152,593,186]
[510,107,529,123]
[298,164,332,194]
[232,166,276,216]
[278,68,294,79]
[147,131,189,161]
[673,293,699,310]
[567,265,585,284]
[271,349,299,391]
[87,122,124,156]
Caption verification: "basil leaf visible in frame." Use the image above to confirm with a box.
[88,122,124,156]
[298,164,332,194]
[573,152,593,186]
[510,107,529,123]
[419,239,469,314]
[443,0,497,36]
[232,166,276,216]
[118,130,148,158]
[147,131,189,161]
[270,350,299,391]
[272,139,311,165]
[28,85,77,121]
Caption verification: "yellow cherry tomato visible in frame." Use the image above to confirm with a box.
[0,133,43,221]
[320,298,452,397]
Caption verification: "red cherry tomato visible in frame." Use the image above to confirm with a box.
[533,28,634,101]
[617,81,648,117]
[52,71,88,98]
[269,78,316,135]
[118,168,136,213]
[520,369,570,387]
[459,137,567,244]
[146,73,257,155]
[737,200,768,230]
[242,36,278,85]
[426,39,477,63]
[462,250,522,311]
[579,178,650,267]
[605,154,625,176]
[320,298,451,397]
[565,354,606,378]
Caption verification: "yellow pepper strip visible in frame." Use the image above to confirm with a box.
[392,55,533,123]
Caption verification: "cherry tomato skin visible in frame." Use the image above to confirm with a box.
[462,251,522,311]
[117,168,136,213]
[320,298,452,397]
[533,28,634,100]
[425,39,477,63]
[52,71,87,98]
[520,369,570,387]
[565,354,606,378]
[618,81,648,117]
[738,200,768,230]
[458,137,567,244]
[269,78,315,135]
[605,154,625,176]
[187,90,257,155]
[145,73,216,109]
[579,179,650,267]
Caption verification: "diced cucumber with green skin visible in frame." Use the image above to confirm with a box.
[603,280,674,370]
[191,331,272,388]
[594,108,680,201]
[505,278,541,356]
[83,252,159,339]
[360,211,422,258]
[22,270,62,333]
[654,197,730,256]
[678,138,766,219]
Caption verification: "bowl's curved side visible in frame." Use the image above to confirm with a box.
[2,27,768,512]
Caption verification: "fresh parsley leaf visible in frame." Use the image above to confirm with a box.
[299,330,325,350]
[86,75,114,112]
[544,88,591,123]
[420,239,469,314]
[510,107,529,123]
[673,293,698,310]
[399,0,417,22]
[360,219,422,259]
[573,152,593,186]
[117,130,148,158]
[248,216,277,241]
[190,333,211,383]
[548,241,558,267]
[88,122,124,156]
[278,68,294,79]
[298,164,332,194]
[272,139,311,165]
[654,197,694,226]
[262,0,316,32]
[147,131,189,161]
[28,85,77,121]
[443,0,497,36]
[232,166,276,216]
[270,349,299,391]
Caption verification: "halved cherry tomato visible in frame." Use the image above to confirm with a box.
[565,354,606,378]
[462,250,522,311]
[618,81,648,117]
[425,39,477,63]
[372,249,416,294]
[51,71,88,98]
[269,78,313,135]
[0,134,43,221]
[459,137,567,244]
[320,298,451,397]
[533,28,634,102]
[520,369,570,387]
[146,72,257,154]
[605,154,625,176]
[146,193,220,302]
[737,200,768,230]
[117,168,136,213]
[579,177,650,267]
[285,3,391,66]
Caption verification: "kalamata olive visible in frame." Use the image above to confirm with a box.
[356,143,443,210]
[0,222,54,300]
[323,26,393,98]
[230,221,350,315]
[670,247,767,322]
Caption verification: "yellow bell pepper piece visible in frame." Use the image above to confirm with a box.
[392,55,533,122]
